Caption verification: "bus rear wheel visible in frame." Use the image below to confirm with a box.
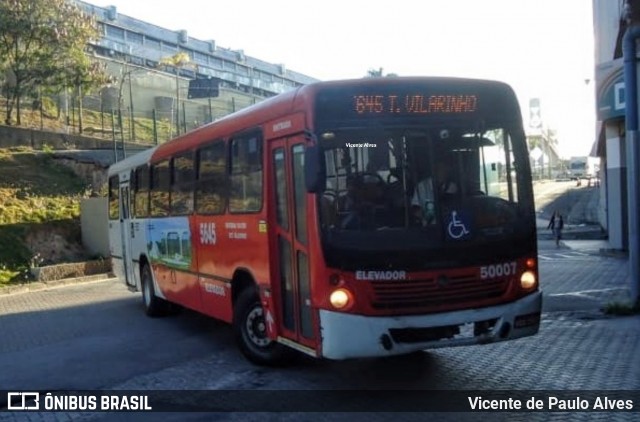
[233,287,290,366]
[141,264,169,317]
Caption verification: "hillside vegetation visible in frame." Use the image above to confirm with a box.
[5,95,170,145]
[0,90,173,285]
[0,147,91,284]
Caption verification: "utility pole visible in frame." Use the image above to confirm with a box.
[128,68,136,142]
[175,70,180,136]
[623,2,640,306]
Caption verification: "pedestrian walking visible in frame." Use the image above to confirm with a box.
[547,210,564,247]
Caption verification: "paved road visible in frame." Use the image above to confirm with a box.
[0,280,223,392]
[1,252,638,421]
[533,180,599,222]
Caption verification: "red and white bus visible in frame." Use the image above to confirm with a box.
[108,77,541,365]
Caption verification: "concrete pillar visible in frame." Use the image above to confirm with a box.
[605,124,627,250]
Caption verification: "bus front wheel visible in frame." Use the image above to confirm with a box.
[233,287,290,366]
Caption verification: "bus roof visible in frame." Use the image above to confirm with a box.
[108,146,159,175]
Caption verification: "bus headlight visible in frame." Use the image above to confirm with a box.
[329,288,353,310]
[520,271,537,290]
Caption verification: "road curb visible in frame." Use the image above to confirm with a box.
[0,273,117,296]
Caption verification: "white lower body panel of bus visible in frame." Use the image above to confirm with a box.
[319,291,542,359]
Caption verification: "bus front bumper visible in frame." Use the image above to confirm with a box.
[318,291,542,360]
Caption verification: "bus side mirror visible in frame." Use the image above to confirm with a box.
[304,145,326,193]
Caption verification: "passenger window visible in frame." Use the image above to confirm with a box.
[108,176,119,220]
[196,141,226,214]
[229,132,263,213]
[150,160,170,217]
[134,165,150,218]
[171,152,195,215]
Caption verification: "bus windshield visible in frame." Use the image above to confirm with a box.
[317,124,534,270]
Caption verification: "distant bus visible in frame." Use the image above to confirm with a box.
[107,77,541,365]
[568,156,599,180]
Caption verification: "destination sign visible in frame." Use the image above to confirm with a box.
[353,94,478,115]
[313,80,515,127]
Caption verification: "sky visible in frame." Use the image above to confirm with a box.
[87,0,596,159]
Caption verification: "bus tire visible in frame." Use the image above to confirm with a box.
[141,264,168,317]
[233,287,290,366]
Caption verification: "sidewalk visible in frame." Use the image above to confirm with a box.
[540,245,632,312]
[535,182,636,312]
[0,273,117,296]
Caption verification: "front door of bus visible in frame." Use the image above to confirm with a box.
[270,138,315,349]
[119,184,135,288]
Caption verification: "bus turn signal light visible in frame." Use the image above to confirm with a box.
[525,258,536,268]
[520,271,537,290]
[329,288,353,310]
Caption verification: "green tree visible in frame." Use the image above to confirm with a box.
[366,68,398,77]
[527,135,543,150]
[527,129,557,151]
[367,68,384,77]
[0,0,102,126]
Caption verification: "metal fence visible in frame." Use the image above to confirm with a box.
[0,88,261,146]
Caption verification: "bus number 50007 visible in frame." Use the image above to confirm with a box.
[480,262,517,279]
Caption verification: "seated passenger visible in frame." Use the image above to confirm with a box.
[411,164,458,226]
[340,177,362,229]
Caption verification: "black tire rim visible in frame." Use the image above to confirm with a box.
[244,305,270,348]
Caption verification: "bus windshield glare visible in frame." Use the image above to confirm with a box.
[315,123,534,269]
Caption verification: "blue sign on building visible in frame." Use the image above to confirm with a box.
[596,58,625,121]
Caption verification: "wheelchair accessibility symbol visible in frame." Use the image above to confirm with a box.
[446,210,471,240]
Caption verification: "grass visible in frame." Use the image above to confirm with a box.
[0,147,90,284]
[0,149,87,223]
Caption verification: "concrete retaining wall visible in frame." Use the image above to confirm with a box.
[31,259,111,282]
[81,198,110,258]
